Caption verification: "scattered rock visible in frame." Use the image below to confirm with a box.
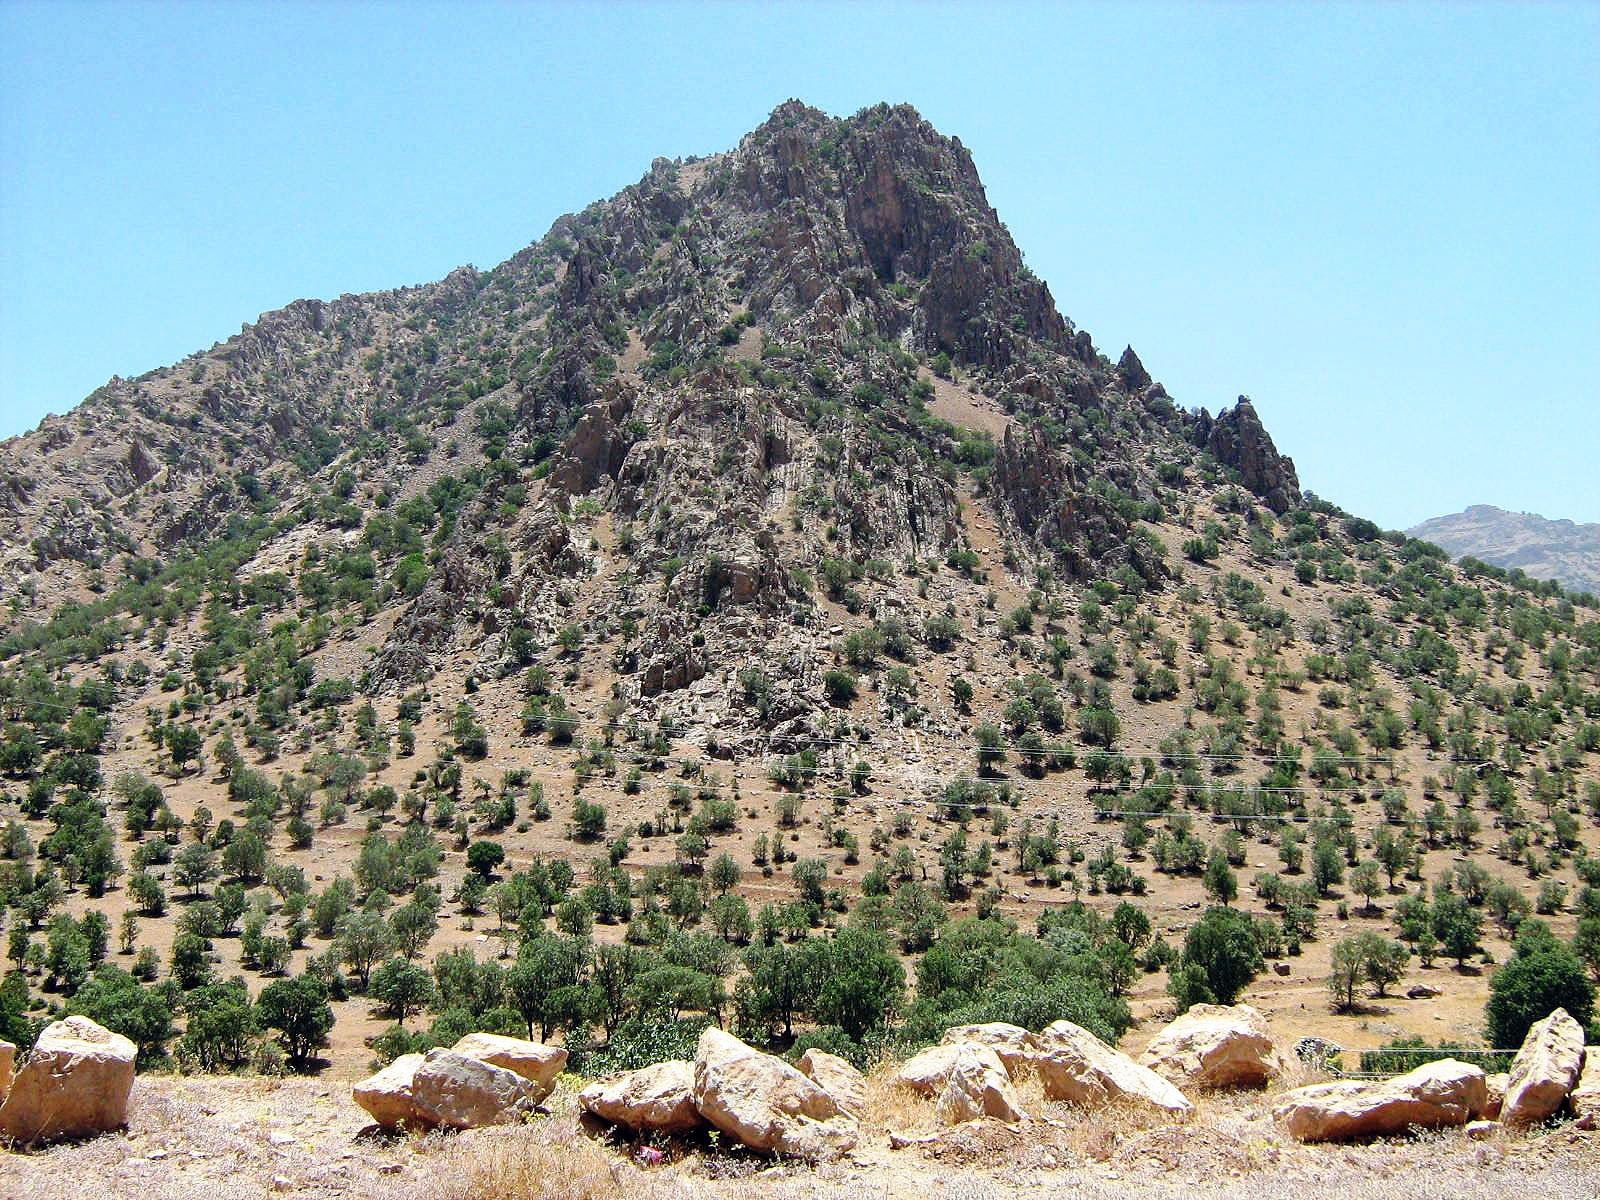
[1406,985,1442,1000]
[1273,1059,1488,1142]
[450,1032,567,1103]
[0,1016,136,1145]
[796,1049,867,1118]
[1138,1003,1284,1090]
[1032,1020,1192,1115]
[579,1060,702,1134]
[409,1049,541,1130]
[1500,1008,1585,1128]
[931,1044,1024,1126]
[1466,1119,1497,1140]
[691,1028,856,1160]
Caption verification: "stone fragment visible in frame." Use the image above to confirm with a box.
[352,1054,427,1130]
[451,1033,566,1103]
[1033,1020,1192,1115]
[409,1049,539,1129]
[691,1028,856,1160]
[796,1049,867,1117]
[579,1060,702,1134]
[1137,1004,1284,1090]
[1273,1059,1488,1142]
[0,1016,136,1144]
[1501,1009,1585,1128]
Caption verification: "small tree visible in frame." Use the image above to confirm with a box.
[258,975,334,1070]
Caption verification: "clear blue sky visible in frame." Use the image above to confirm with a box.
[2,1,1596,529]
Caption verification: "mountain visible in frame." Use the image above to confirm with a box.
[0,101,1594,1112]
[1409,504,1600,597]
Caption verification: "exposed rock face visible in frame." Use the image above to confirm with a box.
[449,1033,566,1103]
[0,1040,14,1099]
[1500,1008,1585,1128]
[796,1049,867,1118]
[1483,1072,1508,1121]
[930,1044,1024,1126]
[408,1048,541,1130]
[1195,396,1300,513]
[579,1060,702,1134]
[940,1023,1042,1077]
[1138,1003,1285,1090]
[0,1016,136,1144]
[1273,1059,1488,1142]
[691,1028,857,1160]
[352,1053,428,1129]
[1032,1020,1193,1115]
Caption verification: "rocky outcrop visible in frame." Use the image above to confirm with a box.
[690,1028,857,1160]
[1195,396,1300,513]
[1032,1020,1193,1115]
[1274,1059,1488,1142]
[448,1033,566,1103]
[1500,1008,1585,1128]
[1138,1003,1285,1090]
[579,1060,702,1134]
[0,1040,13,1099]
[0,1016,136,1144]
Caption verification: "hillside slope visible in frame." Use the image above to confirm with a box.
[0,102,1595,1101]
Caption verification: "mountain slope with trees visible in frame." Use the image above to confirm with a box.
[0,102,1594,1087]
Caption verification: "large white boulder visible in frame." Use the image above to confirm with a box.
[451,1032,566,1103]
[579,1059,702,1134]
[1500,1008,1585,1128]
[796,1049,867,1118]
[353,1053,428,1130]
[1138,1003,1284,1089]
[932,1044,1024,1126]
[939,1023,1042,1076]
[1033,1020,1192,1115]
[0,1016,136,1144]
[691,1028,856,1160]
[1273,1059,1488,1142]
[409,1048,540,1129]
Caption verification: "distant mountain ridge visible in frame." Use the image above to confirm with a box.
[1409,504,1600,596]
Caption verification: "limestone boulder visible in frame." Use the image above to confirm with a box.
[1274,1059,1488,1142]
[1482,1073,1508,1121]
[0,1040,14,1099]
[580,1060,702,1134]
[353,1053,428,1130]
[897,1044,971,1096]
[409,1048,539,1129]
[1500,1009,1585,1128]
[796,1049,866,1117]
[1033,1020,1192,1115]
[1138,1003,1284,1089]
[451,1032,566,1103]
[0,1016,136,1144]
[691,1028,856,1160]
[939,1023,1042,1076]
[931,1044,1024,1126]
[1571,1050,1599,1129]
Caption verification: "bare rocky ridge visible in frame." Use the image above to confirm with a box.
[1409,504,1600,597]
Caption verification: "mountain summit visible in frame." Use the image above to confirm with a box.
[1,101,1297,649]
